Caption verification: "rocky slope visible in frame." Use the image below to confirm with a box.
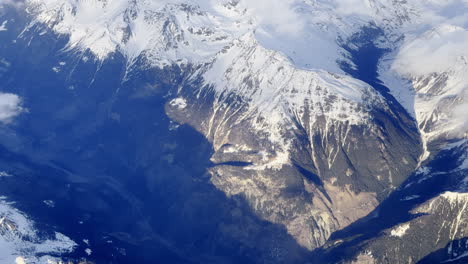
[21,0,427,252]
[167,33,421,250]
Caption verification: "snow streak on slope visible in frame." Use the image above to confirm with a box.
[0,198,76,264]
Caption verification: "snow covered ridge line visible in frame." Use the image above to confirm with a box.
[192,33,386,171]
[24,0,247,65]
[21,0,468,70]
[23,0,392,106]
[0,197,77,264]
[22,0,388,125]
[21,0,468,147]
[21,0,417,72]
[201,33,383,125]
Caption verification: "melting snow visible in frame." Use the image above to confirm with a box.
[169,98,187,110]
[390,223,410,237]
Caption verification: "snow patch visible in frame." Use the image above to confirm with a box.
[15,257,26,264]
[390,223,410,237]
[441,192,468,203]
[169,98,187,110]
[245,149,291,171]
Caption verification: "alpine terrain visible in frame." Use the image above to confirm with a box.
[0,0,466,263]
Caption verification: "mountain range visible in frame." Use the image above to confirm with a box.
[0,0,466,263]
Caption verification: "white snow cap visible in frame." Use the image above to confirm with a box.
[24,0,412,72]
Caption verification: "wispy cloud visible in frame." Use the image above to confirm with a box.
[392,25,468,76]
[0,93,24,123]
[0,0,24,8]
[238,0,304,36]
[333,0,374,17]
[389,0,468,141]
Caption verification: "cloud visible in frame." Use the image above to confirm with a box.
[333,0,374,17]
[414,0,468,27]
[389,2,468,140]
[392,25,468,76]
[238,0,304,35]
[450,86,468,138]
[388,0,468,77]
[0,0,24,8]
[0,93,24,123]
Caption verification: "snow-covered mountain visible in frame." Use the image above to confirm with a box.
[23,0,414,70]
[23,0,466,146]
[0,0,466,263]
